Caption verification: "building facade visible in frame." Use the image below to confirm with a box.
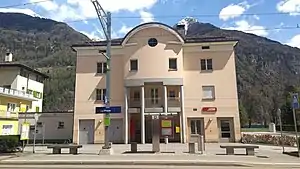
[72,22,241,144]
[18,111,74,143]
[0,61,48,135]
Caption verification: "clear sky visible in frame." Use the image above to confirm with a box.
[0,0,300,48]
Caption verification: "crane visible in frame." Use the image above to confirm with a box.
[91,0,112,150]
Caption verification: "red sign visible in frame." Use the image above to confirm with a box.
[202,107,217,112]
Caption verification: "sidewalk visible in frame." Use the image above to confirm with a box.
[0,143,300,167]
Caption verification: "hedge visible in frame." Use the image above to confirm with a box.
[241,133,297,147]
[0,135,21,153]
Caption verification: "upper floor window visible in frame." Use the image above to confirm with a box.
[202,86,215,100]
[130,60,138,71]
[200,59,213,71]
[96,88,106,101]
[7,103,17,112]
[133,91,140,101]
[168,90,176,100]
[148,38,158,47]
[169,58,177,71]
[97,62,107,74]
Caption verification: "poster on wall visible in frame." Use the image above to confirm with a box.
[161,128,172,136]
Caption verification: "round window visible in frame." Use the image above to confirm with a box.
[148,38,158,47]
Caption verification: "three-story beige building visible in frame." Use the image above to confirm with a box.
[72,22,241,144]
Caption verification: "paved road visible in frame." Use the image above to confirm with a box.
[0,165,299,169]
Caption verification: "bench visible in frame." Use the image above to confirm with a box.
[47,144,83,155]
[220,145,259,156]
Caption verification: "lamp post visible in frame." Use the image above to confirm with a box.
[33,113,39,153]
[277,109,285,153]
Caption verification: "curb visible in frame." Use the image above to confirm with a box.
[0,160,253,167]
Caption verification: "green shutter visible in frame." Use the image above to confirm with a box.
[33,91,37,98]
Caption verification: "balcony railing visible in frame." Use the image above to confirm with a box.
[0,87,35,100]
[128,97,181,108]
[167,97,181,107]
[145,98,163,108]
[0,110,19,119]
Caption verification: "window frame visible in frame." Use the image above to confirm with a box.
[96,88,107,101]
[150,88,159,104]
[200,59,213,71]
[168,90,176,100]
[130,59,138,71]
[202,86,215,100]
[168,58,177,71]
[190,119,203,135]
[96,62,107,74]
[133,91,140,101]
[7,103,17,112]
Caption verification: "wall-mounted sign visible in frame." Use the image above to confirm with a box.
[95,106,121,114]
[161,119,172,128]
[202,107,217,113]
[161,128,172,136]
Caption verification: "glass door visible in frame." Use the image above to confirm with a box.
[150,88,159,105]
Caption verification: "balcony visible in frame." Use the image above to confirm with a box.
[144,98,164,113]
[0,87,37,101]
[167,97,181,112]
[128,97,181,113]
[0,110,19,119]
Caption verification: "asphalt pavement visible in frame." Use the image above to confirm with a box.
[0,165,287,169]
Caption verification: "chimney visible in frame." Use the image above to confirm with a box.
[5,52,13,62]
[176,24,186,38]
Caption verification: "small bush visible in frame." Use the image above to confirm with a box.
[0,135,21,153]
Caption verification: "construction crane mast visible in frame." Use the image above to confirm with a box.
[91,0,112,150]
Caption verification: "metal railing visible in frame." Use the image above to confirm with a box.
[0,86,35,99]
[145,98,163,108]
[128,97,181,108]
[0,110,19,119]
[167,97,181,107]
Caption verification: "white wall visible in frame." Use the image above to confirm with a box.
[19,112,74,141]
[16,75,44,112]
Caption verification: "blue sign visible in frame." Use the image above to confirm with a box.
[95,106,121,114]
[292,93,299,109]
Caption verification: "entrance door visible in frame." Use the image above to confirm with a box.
[79,120,95,144]
[108,119,123,143]
[218,119,233,142]
[189,119,205,143]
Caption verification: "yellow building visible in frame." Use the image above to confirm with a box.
[0,60,48,136]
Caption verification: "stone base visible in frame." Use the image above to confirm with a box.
[98,148,114,155]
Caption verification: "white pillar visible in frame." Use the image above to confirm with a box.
[141,86,145,144]
[124,87,129,144]
[163,85,168,114]
[180,85,186,143]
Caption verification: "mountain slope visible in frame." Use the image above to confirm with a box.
[0,12,89,111]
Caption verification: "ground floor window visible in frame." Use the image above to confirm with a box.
[2,125,13,135]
